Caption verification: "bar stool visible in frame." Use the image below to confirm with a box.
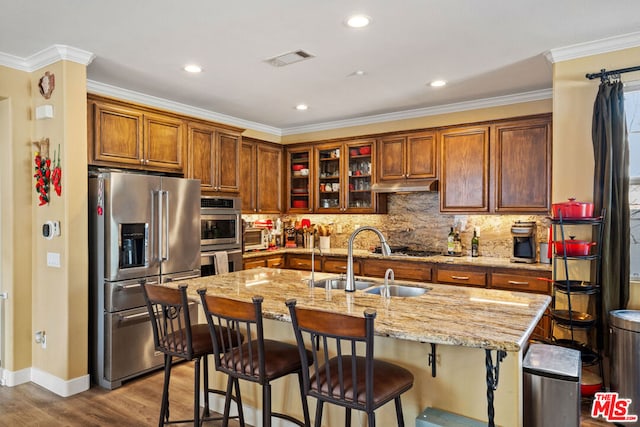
[141,283,242,427]
[286,299,414,427]
[197,290,312,427]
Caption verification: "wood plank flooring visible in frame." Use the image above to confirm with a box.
[0,361,614,426]
[0,362,243,427]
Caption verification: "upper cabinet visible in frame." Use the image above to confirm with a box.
[187,121,241,193]
[378,130,437,181]
[286,145,314,213]
[439,114,552,213]
[89,96,185,173]
[493,116,551,213]
[439,125,491,212]
[240,138,282,213]
[88,94,244,187]
[315,138,380,213]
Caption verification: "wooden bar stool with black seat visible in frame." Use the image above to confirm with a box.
[141,283,243,427]
[286,299,414,427]
[197,290,312,427]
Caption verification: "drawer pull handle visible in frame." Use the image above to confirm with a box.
[451,275,469,280]
[338,266,347,270]
[297,263,307,266]
[508,280,529,285]
[271,262,282,267]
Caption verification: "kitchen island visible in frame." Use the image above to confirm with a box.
[178,267,550,426]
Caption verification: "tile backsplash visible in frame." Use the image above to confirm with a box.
[245,192,550,259]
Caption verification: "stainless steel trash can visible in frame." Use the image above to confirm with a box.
[610,309,640,426]
[523,343,581,427]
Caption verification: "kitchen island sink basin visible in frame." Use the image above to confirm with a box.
[312,278,374,290]
[364,284,429,297]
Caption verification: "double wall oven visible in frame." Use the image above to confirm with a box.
[200,196,243,276]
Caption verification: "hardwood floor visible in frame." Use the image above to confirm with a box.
[0,362,244,427]
[0,361,615,426]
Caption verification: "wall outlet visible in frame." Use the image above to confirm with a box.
[336,224,343,234]
[35,330,46,349]
[47,252,61,268]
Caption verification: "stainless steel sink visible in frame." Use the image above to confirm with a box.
[364,284,428,297]
[313,278,374,290]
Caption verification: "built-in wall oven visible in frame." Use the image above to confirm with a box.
[200,196,243,276]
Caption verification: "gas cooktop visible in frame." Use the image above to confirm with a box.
[372,246,442,257]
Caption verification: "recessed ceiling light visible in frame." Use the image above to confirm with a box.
[430,80,447,87]
[347,70,367,77]
[346,14,371,28]
[296,104,308,111]
[184,64,202,73]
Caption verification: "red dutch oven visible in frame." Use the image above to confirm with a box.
[554,236,596,256]
[551,198,594,219]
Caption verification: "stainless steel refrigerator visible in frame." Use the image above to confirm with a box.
[88,171,200,389]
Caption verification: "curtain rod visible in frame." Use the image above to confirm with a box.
[586,65,640,81]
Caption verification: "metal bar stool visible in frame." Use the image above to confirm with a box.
[141,283,242,426]
[286,299,414,427]
[197,290,312,427]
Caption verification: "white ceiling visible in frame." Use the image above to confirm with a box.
[2,1,640,134]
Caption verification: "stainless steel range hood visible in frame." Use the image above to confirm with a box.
[370,179,438,193]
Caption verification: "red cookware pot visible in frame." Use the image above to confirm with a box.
[551,198,594,219]
[554,236,596,256]
[292,164,304,171]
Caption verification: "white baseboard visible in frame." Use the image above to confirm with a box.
[1,366,89,397]
[205,392,302,427]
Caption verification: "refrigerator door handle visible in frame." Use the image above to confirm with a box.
[163,190,170,262]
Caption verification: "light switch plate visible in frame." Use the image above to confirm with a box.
[47,252,61,268]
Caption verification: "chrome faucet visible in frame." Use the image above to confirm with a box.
[384,268,395,299]
[346,226,391,292]
[310,240,323,287]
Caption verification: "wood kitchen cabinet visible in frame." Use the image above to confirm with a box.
[286,145,314,213]
[286,254,321,271]
[188,122,241,194]
[493,115,551,213]
[378,130,437,181]
[243,254,285,270]
[439,125,490,213]
[436,264,487,287]
[323,256,360,275]
[189,124,241,193]
[241,138,282,213]
[315,138,381,213]
[88,95,185,173]
[361,258,433,282]
[439,114,552,214]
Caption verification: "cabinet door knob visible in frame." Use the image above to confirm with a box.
[140,159,145,164]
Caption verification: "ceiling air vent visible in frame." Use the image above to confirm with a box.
[265,50,315,67]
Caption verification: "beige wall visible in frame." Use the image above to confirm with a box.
[0,60,88,384]
[30,61,89,380]
[552,46,640,202]
[0,66,34,373]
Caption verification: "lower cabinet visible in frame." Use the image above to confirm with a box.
[323,256,360,275]
[243,254,285,270]
[361,258,433,282]
[286,254,322,271]
[436,265,487,287]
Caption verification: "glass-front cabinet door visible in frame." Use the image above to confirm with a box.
[346,140,374,211]
[286,146,313,213]
[315,139,377,213]
[316,144,342,212]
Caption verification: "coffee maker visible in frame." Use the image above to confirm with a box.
[511,221,537,263]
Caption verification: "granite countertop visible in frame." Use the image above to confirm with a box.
[243,247,552,272]
[178,267,550,352]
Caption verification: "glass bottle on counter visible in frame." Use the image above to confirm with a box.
[447,227,455,255]
[471,228,479,257]
[453,230,462,255]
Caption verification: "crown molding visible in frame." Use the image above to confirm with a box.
[87,80,282,136]
[281,89,552,135]
[0,44,95,72]
[545,31,640,63]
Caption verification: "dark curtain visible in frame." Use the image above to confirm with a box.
[592,79,630,352]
